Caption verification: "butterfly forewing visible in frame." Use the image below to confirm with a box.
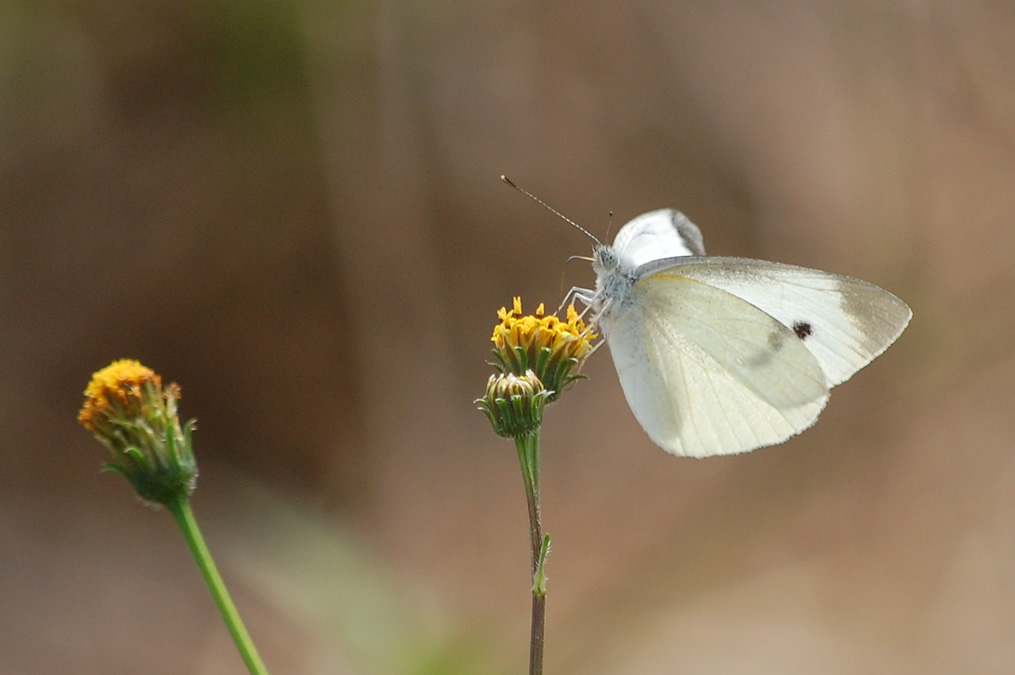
[637,258,912,387]
[604,272,831,457]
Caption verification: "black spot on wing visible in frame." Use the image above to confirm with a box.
[793,321,813,340]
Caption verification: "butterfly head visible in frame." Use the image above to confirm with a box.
[592,243,619,276]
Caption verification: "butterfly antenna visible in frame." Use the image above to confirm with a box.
[501,175,601,245]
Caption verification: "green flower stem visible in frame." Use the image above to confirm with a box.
[515,431,546,675]
[166,494,268,675]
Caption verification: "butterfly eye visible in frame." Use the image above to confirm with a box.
[594,245,618,270]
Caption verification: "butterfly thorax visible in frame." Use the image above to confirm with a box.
[592,244,638,319]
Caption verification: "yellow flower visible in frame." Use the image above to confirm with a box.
[490,297,597,402]
[78,359,197,505]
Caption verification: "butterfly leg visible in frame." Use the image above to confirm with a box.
[555,286,609,352]
[558,286,597,316]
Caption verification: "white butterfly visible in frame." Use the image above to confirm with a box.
[575,208,912,457]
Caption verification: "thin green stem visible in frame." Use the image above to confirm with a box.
[515,432,545,675]
[167,495,269,675]
[516,433,542,570]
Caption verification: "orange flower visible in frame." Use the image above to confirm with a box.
[78,359,196,504]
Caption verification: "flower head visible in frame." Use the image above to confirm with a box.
[78,359,197,505]
[490,297,596,403]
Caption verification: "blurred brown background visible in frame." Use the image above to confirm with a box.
[2,1,1013,673]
